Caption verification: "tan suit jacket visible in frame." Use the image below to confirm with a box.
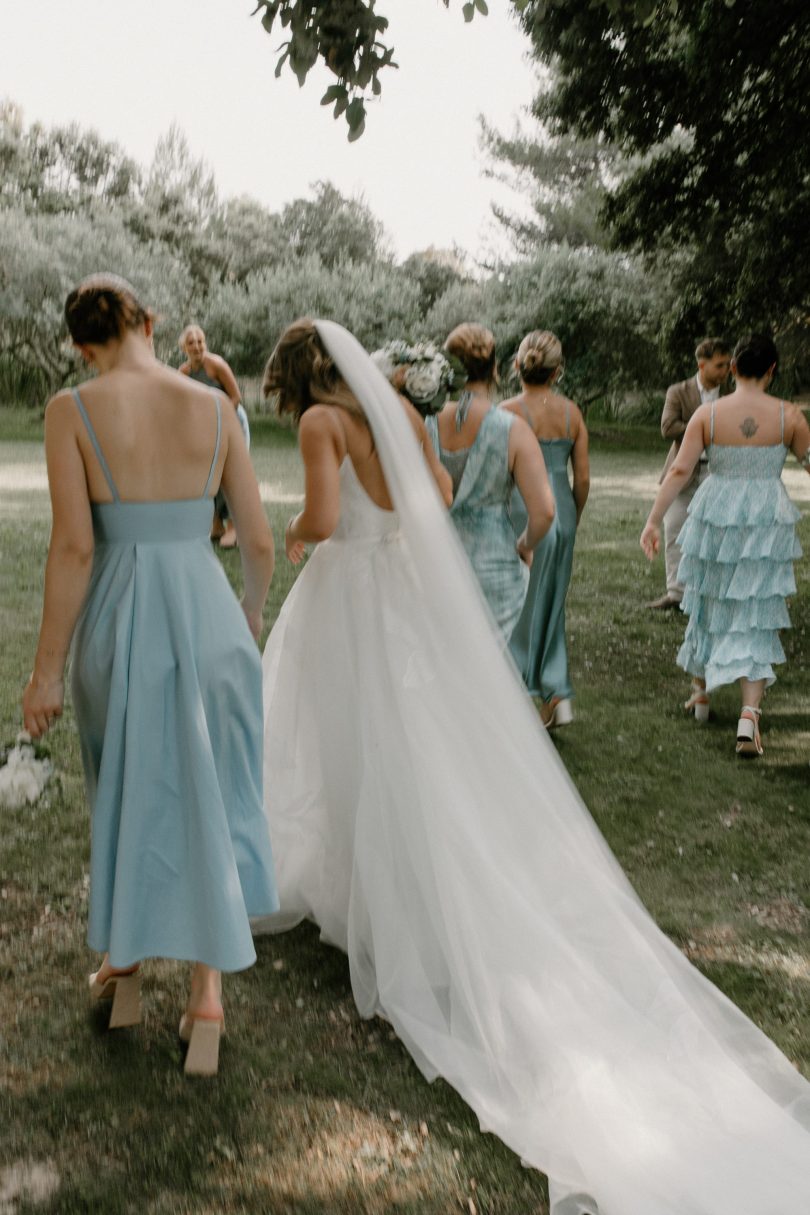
[659,377,714,487]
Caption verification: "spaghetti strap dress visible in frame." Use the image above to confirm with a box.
[509,401,576,700]
[426,408,528,638]
[676,400,802,690]
[70,388,278,972]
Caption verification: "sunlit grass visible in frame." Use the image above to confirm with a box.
[1,417,807,1214]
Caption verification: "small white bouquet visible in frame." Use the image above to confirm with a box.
[0,733,53,810]
[371,339,467,417]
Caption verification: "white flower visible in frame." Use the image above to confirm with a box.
[0,740,52,810]
[370,350,396,381]
[405,360,443,403]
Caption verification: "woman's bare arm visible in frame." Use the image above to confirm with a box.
[22,395,96,737]
[570,407,590,524]
[285,407,345,563]
[402,399,453,506]
[787,403,810,474]
[218,406,275,637]
[509,418,556,561]
[641,405,709,558]
[207,354,241,407]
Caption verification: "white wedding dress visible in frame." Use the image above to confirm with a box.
[257,322,810,1215]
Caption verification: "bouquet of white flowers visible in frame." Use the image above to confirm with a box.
[371,340,467,417]
[0,733,53,810]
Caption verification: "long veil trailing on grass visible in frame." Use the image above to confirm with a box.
[259,319,810,1215]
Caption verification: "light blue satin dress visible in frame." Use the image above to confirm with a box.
[509,403,576,701]
[70,388,278,971]
[426,408,528,637]
[676,401,801,691]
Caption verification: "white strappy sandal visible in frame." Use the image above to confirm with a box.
[736,706,763,758]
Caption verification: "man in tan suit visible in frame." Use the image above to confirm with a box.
[647,337,731,609]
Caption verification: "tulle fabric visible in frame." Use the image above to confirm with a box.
[677,445,802,691]
[257,322,810,1215]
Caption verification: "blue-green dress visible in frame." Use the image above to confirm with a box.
[509,403,576,701]
[676,401,801,691]
[70,388,278,972]
[426,408,528,637]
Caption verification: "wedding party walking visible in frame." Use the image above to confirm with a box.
[3,2,809,1212]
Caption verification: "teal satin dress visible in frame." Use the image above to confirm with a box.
[426,408,528,638]
[509,403,577,701]
[70,388,278,972]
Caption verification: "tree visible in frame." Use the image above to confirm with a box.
[515,0,810,378]
[278,181,390,268]
[480,117,617,252]
[0,101,140,213]
[400,247,467,315]
[250,0,662,137]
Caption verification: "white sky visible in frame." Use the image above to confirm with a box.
[1,0,538,262]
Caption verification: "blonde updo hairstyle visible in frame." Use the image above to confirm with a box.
[64,273,152,346]
[517,330,563,386]
[179,324,206,354]
[262,318,364,423]
[444,322,498,387]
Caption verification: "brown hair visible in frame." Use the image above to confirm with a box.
[262,318,364,423]
[64,273,151,346]
[733,332,778,380]
[444,323,497,386]
[695,337,731,361]
[516,330,563,386]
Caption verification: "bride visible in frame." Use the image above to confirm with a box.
[257,319,810,1215]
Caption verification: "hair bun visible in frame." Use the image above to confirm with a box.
[64,274,150,346]
[517,330,563,385]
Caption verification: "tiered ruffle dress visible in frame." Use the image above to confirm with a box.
[676,403,801,691]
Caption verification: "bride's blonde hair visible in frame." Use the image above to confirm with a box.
[262,318,365,423]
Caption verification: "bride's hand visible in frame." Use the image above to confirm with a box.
[22,674,64,740]
[640,521,660,560]
[285,516,306,565]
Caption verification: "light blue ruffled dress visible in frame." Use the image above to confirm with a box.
[70,388,278,972]
[676,401,802,691]
[509,403,576,700]
[426,407,528,637]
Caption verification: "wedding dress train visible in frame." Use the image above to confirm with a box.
[257,321,810,1215]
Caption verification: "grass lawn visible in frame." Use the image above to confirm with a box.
[1,413,808,1214]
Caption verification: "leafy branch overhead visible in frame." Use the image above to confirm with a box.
[251,0,527,139]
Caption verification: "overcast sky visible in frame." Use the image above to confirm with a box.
[1,0,538,261]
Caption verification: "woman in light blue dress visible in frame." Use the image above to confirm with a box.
[642,333,809,757]
[502,331,590,727]
[425,323,554,637]
[22,275,278,1073]
[179,324,250,550]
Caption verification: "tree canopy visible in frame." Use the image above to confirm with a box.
[516,0,810,369]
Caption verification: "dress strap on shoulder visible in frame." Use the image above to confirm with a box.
[71,388,120,502]
[564,400,571,439]
[709,399,716,445]
[202,391,222,498]
[780,400,785,443]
